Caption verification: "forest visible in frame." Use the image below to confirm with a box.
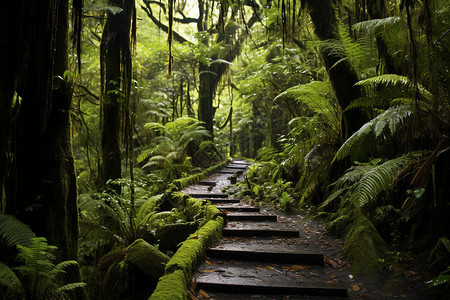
[0,0,449,299]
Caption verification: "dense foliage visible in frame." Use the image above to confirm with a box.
[1,0,449,298]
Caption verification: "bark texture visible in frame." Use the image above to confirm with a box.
[1,1,84,295]
[306,0,366,140]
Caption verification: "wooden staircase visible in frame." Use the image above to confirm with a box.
[188,159,348,299]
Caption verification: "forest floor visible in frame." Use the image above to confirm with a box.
[183,165,436,300]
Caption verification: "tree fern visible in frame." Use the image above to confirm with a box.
[333,105,413,162]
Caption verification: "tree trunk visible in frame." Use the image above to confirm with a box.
[100,0,134,190]
[12,0,59,232]
[198,62,219,136]
[306,0,366,140]
[0,1,25,210]
[3,2,85,296]
[367,0,400,75]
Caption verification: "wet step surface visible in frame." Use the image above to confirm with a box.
[216,205,260,212]
[226,213,278,222]
[184,159,348,299]
[206,246,324,265]
[195,260,347,297]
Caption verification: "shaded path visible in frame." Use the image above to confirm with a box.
[183,159,350,299]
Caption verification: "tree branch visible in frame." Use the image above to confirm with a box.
[174,10,199,24]
[141,3,191,45]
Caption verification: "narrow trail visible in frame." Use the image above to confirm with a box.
[182,159,352,299]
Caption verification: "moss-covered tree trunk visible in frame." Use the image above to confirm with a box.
[305,0,366,140]
[100,0,134,190]
[4,1,84,295]
[198,62,221,137]
[0,1,24,209]
[100,3,123,190]
[197,10,257,138]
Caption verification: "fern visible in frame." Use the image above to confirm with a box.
[334,106,413,162]
[0,237,86,299]
[139,117,211,179]
[0,262,25,296]
[351,154,420,207]
[356,74,432,103]
[323,154,421,208]
[353,17,401,37]
[274,81,341,135]
[0,214,35,248]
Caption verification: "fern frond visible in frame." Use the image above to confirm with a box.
[275,81,341,133]
[56,282,87,294]
[0,261,25,295]
[356,74,432,103]
[143,122,168,134]
[79,221,125,246]
[49,260,79,278]
[353,17,400,36]
[351,154,420,207]
[137,148,153,164]
[320,188,348,209]
[334,106,413,162]
[0,214,35,247]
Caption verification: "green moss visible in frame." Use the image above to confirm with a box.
[125,239,170,279]
[173,158,232,189]
[149,270,188,300]
[165,218,223,280]
[155,222,199,250]
[148,217,223,299]
[147,159,230,299]
[343,209,387,276]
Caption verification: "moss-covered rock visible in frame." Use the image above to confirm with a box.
[125,239,170,279]
[343,209,387,276]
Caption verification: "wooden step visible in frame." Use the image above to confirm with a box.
[206,198,241,203]
[230,161,251,165]
[206,248,324,265]
[195,280,347,297]
[226,213,277,222]
[216,206,260,212]
[198,181,217,186]
[189,193,228,198]
[225,164,248,169]
[217,170,236,174]
[222,228,299,237]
